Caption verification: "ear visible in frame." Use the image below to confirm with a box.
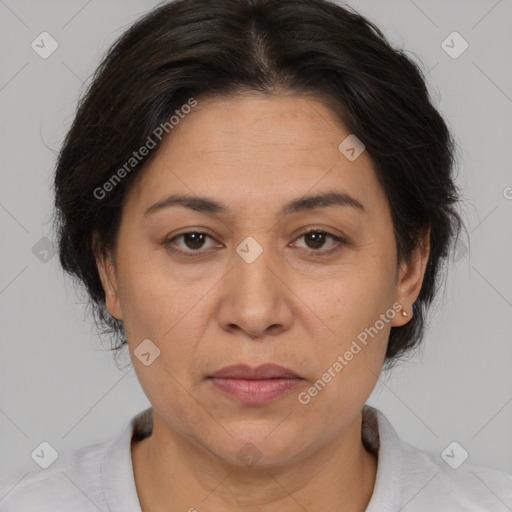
[95,245,123,321]
[391,224,430,327]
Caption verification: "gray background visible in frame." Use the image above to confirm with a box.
[1,0,511,483]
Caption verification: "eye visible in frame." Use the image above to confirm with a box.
[291,229,344,254]
[163,228,344,257]
[163,231,220,255]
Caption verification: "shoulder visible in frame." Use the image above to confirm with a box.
[0,439,109,512]
[400,440,512,511]
[364,406,512,511]
[0,409,151,512]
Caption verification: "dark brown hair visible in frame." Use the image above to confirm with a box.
[52,0,464,368]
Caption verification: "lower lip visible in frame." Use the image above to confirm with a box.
[208,377,304,405]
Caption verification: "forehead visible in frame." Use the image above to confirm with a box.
[124,93,387,221]
[164,93,348,165]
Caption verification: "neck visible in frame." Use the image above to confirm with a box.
[131,410,378,512]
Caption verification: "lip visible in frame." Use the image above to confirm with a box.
[208,364,304,405]
[209,363,301,380]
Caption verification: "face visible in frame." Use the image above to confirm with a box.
[97,93,428,467]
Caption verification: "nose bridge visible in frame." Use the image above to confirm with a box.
[217,235,293,336]
[233,234,281,307]
[237,244,277,297]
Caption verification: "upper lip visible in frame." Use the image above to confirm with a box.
[209,364,302,380]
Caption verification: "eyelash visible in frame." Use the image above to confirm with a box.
[162,229,345,258]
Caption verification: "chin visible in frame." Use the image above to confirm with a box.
[208,427,311,469]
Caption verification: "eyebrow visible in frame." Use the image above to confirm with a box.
[143,190,365,218]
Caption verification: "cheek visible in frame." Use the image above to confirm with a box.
[319,259,396,334]
[297,290,390,417]
[120,271,210,409]
[116,264,211,358]
[303,256,395,389]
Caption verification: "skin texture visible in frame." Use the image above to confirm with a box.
[96,93,430,511]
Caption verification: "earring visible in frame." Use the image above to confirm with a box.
[401,309,408,317]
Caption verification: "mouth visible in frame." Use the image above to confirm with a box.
[207,364,305,405]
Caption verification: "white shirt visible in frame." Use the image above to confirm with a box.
[1,405,511,511]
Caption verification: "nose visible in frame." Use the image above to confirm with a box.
[216,240,294,339]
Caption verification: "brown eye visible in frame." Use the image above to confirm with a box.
[163,231,218,255]
[304,231,328,250]
[293,230,343,254]
[181,232,208,250]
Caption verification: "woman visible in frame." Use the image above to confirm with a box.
[1,0,511,510]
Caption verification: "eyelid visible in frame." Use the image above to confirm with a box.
[290,227,344,254]
[163,230,221,256]
[292,226,344,241]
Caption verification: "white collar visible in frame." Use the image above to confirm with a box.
[102,404,404,511]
